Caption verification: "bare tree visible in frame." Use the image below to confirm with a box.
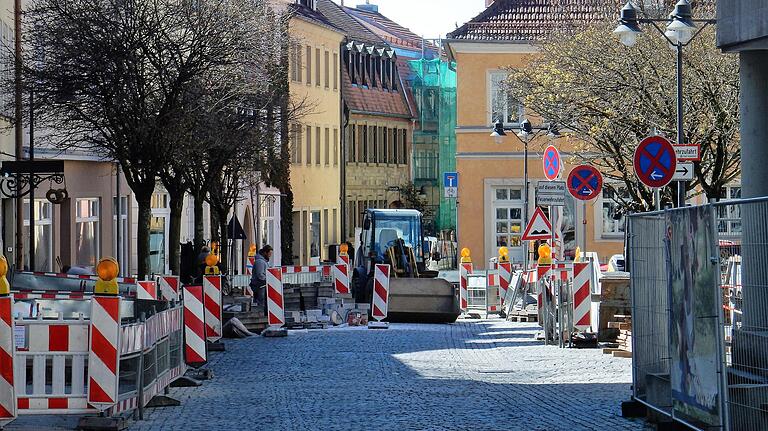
[506,8,736,211]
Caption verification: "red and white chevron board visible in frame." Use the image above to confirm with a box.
[337,254,350,271]
[459,263,473,311]
[573,262,592,332]
[136,280,158,301]
[526,270,537,284]
[266,268,285,327]
[0,295,16,426]
[87,296,121,411]
[498,262,512,305]
[371,264,390,321]
[156,275,180,302]
[182,285,207,367]
[203,276,223,342]
[246,256,255,275]
[332,264,350,295]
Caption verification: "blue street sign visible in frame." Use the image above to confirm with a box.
[543,145,561,181]
[443,172,458,198]
[633,136,676,188]
[567,165,603,201]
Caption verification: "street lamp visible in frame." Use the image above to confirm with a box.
[491,118,553,269]
[612,0,715,207]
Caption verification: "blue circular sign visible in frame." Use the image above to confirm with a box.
[543,145,561,181]
[567,165,603,201]
[633,136,676,188]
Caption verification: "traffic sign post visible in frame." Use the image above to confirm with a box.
[634,136,677,189]
[443,172,458,198]
[567,165,603,201]
[543,145,561,181]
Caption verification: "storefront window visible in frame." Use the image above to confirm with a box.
[23,199,53,272]
[75,198,100,267]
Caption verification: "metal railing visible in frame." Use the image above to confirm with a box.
[627,198,768,430]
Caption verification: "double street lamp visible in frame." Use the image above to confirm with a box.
[613,0,715,207]
[491,118,560,269]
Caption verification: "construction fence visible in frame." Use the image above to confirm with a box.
[626,197,768,430]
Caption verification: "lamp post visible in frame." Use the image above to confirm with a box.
[612,0,715,208]
[491,118,559,269]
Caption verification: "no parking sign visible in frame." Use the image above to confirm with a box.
[567,165,602,201]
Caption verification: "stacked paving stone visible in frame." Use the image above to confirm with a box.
[604,314,632,358]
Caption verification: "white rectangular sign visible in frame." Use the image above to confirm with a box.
[673,162,695,181]
[674,145,700,162]
[536,181,566,206]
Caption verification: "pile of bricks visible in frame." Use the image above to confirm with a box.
[604,314,632,358]
[284,293,371,329]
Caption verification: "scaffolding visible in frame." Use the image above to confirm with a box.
[408,55,457,235]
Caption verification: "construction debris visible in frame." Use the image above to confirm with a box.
[604,314,632,358]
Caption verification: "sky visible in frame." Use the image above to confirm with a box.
[332,0,487,40]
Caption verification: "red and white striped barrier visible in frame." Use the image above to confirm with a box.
[203,275,223,342]
[371,264,390,321]
[12,291,88,300]
[552,263,569,282]
[157,275,180,302]
[573,262,592,332]
[136,280,158,301]
[182,285,207,367]
[498,262,512,306]
[87,295,121,411]
[266,268,285,328]
[246,255,255,276]
[337,254,350,272]
[459,263,472,312]
[17,271,137,284]
[332,264,350,295]
[486,269,501,314]
[0,294,16,426]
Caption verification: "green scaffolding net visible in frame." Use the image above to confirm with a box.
[407,57,457,235]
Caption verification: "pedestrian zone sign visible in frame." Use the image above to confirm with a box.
[522,207,560,241]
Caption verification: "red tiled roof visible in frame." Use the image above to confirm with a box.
[342,67,411,119]
[448,0,615,41]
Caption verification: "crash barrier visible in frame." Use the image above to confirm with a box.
[371,264,390,321]
[4,277,190,425]
[627,198,768,431]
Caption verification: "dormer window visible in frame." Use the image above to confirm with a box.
[298,0,316,10]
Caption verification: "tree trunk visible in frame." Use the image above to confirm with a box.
[210,208,220,244]
[135,191,153,279]
[168,191,184,275]
[193,193,205,252]
[217,208,229,271]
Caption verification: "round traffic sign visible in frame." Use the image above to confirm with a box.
[633,136,677,188]
[567,165,603,201]
[543,145,561,181]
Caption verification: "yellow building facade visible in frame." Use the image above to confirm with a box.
[446,3,624,268]
[287,2,345,265]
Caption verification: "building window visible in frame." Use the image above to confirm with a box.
[383,128,389,163]
[305,125,312,165]
[113,196,128,273]
[333,53,338,90]
[324,127,330,166]
[305,45,312,84]
[400,129,407,164]
[291,42,302,82]
[717,186,741,235]
[372,126,378,163]
[333,128,338,166]
[324,50,330,88]
[315,127,321,166]
[361,125,368,162]
[348,124,356,162]
[23,199,53,272]
[602,187,629,236]
[359,52,367,87]
[310,210,321,260]
[298,0,316,9]
[332,208,338,243]
[490,70,522,125]
[493,187,523,251]
[323,208,329,249]
[315,48,320,87]
[370,55,377,88]
[75,198,100,268]
[291,123,302,164]
[393,129,399,164]
[378,127,385,162]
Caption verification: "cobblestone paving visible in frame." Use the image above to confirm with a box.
[7,320,648,430]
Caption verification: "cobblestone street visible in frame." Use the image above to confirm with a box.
[130,320,644,431]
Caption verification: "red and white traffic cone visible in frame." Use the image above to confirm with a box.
[369,264,390,329]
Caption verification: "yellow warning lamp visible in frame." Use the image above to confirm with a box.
[205,252,220,275]
[339,243,349,255]
[574,247,582,263]
[248,244,256,257]
[94,257,119,295]
[460,247,472,263]
[498,246,509,263]
[0,255,9,296]
[537,243,553,266]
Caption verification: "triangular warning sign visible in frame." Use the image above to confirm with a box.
[522,207,560,241]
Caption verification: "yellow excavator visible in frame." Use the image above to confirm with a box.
[353,209,460,323]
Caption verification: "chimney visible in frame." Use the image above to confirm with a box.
[356,0,378,13]
[485,0,494,7]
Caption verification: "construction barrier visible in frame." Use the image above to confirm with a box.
[182,285,207,368]
[572,262,592,332]
[157,275,180,302]
[459,263,472,312]
[332,264,350,295]
[498,262,512,307]
[371,264,390,321]
[281,265,332,285]
[485,269,502,315]
[0,292,16,426]
[87,295,122,410]
[203,275,223,342]
[136,280,158,301]
[266,268,285,328]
